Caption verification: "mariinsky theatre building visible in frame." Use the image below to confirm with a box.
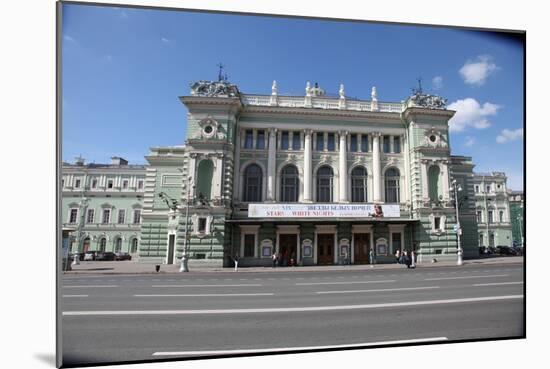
[62,78,499,267]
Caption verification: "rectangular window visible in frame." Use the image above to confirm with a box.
[488,210,494,224]
[281,131,289,150]
[383,136,390,153]
[133,209,141,224]
[107,180,114,189]
[475,185,479,193]
[327,133,335,151]
[361,134,369,152]
[122,180,129,189]
[350,134,358,152]
[256,130,265,149]
[69,209,78,224]
[434,217,441,230]
[393,136,401,153]
[244,234,255,257]
[86,209,95,223]
[316,133,324,151]
[117,209,125,224]
[198,218,207,233]
[137,180,144,190]
[499,210,504,222]
[91,178,98,189]
[292,132,301,150]
[62,179,65,187]
[102,209,111,224]
[75,179,81,188]
[486,185,491,193]
[476,211,482,223]
[244,130,253,149]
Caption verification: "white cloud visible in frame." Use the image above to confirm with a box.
[459,55,499,86]
[465,136,475,147]
[496,128,523,144]
[447,98,500,132]
[63,35,76,43]
[432,76,443,90]
[161,37,171,43]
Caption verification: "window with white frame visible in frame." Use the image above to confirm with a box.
[327,133,335,151]
[242,164,263,202]
[256,130,265,150]
[244,129,253,149]
[316,166,334,202]
[281,131,289,150]
[292,132,300,150]
[91,178,98,189]
[107,180,114,189]
[393,136,401,153]
[351,166,368,203]
[499,210,504,223]
[133,209,141,224]
[475,185,480,193]
[350,134,358,152]
[102,209,111,224]
[315,133,324,151]
[99,238,107,252]
[384,168,400,203]
[434,217,441,230]
[382,136,390,153]
[86,209,95,223]
[131,238,138,253]
[360,134,369,152]
[476,210,482,223]
[69,208,78,224]
[117,209,125,224]
[75,179,81,189]
[115,238,123,252]
[280,165,299,202]
[486,185,491,193]
[198,218,207,233]
[122,179,129,189]
[488,210,494,224]
[137,180,144,190]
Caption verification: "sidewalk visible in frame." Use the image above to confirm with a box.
[63,256,524,275]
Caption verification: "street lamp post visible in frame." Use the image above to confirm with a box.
[181,177,193,272]
[451,179,463,266]
[72,197,89,266]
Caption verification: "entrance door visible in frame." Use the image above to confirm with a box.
[317,234,334,265]
[167,234,175,264]
[279,234,297,266]
[354,233,370,264]
[82,238,90,253]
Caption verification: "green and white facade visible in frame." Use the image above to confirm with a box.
[62,79,520,267]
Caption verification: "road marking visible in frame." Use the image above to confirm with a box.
[152,337,449,356]
[134,293,274,297]
[151,284,263,288]
[62,295,523,316]
[473,282,524,287]
[62,295,88,298]
[316,286,440,294]
[63,285,118,288]
[296,280,395,286]
[424,274,508,281]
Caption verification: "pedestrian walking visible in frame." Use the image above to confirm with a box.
[272,252,278,268]
[232,254,239,272]
[398,250,405,264]
[395,249,401,264]
[369,248,376,267]
[404,250,412,269]
[411,250,416,269]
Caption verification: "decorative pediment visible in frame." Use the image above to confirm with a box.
[190,80,240,98]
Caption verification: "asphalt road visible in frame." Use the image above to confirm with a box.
[60,263,524,366]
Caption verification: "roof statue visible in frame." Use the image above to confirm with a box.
[339,84,345,99]
[189,64,239,97]
[271,80,278,95]
[406,77,447,109]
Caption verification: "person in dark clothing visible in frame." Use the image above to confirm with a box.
[404,250,412,269]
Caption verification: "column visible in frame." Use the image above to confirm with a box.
[233,129,241,201]
[339,131,348,202]
[267,128,277,201]
[303,129,312,202]
[441,161,450,201]
[421,160,429,201]
[372,133,382,202]
[403,134,411,204]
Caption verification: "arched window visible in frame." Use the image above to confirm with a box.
[280,165,299,202]
[351,166,368,203]
[196,160,214,200]
[115,237,122,252]
[131,238,138,253]
[316,166,334,202]
[242,164,263,202]
[428,165,441,202]
[384,168,400,203]
[99,237,107,252]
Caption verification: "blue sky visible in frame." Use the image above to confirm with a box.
[62,4,524,190]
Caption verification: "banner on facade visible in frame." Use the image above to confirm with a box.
[248,203,400,218]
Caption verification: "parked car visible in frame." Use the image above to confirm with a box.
[83,251,98,261]
[496,245,520,256]
[115,252,132,261]
[96,251,116,261]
